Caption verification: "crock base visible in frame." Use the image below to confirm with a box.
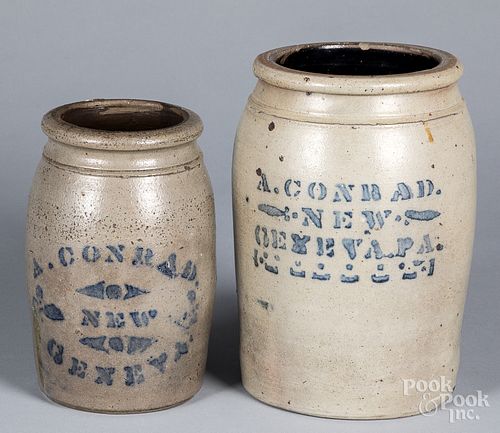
[242,382,441,420]
[40,388,195,414]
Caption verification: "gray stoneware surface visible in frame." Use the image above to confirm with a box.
[1,1,499,432]
[27,99,216,412]
[233,42,475,418]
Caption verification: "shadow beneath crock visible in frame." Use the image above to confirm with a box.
[0,210,42,400]
[205,286,241,386]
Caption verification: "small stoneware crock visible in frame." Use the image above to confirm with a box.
[26,99,216,413]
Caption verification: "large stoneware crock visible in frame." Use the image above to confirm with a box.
[233,42,476,418]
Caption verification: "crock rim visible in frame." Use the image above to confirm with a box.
[253,42,462,95]
[41,99,203,150]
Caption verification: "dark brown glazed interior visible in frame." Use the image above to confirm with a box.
[61,103,187,132]
[277,46,441,76]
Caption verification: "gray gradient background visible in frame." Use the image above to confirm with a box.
[1,1,498,431]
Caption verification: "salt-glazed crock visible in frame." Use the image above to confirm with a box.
[233,42,476,418]
[26,99,216,412]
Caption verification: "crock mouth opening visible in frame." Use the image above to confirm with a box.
[61,101,188,132]
[277,45,441,76]
[254,42,462,95]
[42,99,203,150]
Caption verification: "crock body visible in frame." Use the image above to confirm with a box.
[26,100,216,413]
[233,43,476,418]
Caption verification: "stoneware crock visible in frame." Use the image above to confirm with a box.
[233,42,476,419]
[26,99,216,413]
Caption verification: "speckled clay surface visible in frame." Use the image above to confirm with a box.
[26,99,216,413]
[233,42,476,418]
